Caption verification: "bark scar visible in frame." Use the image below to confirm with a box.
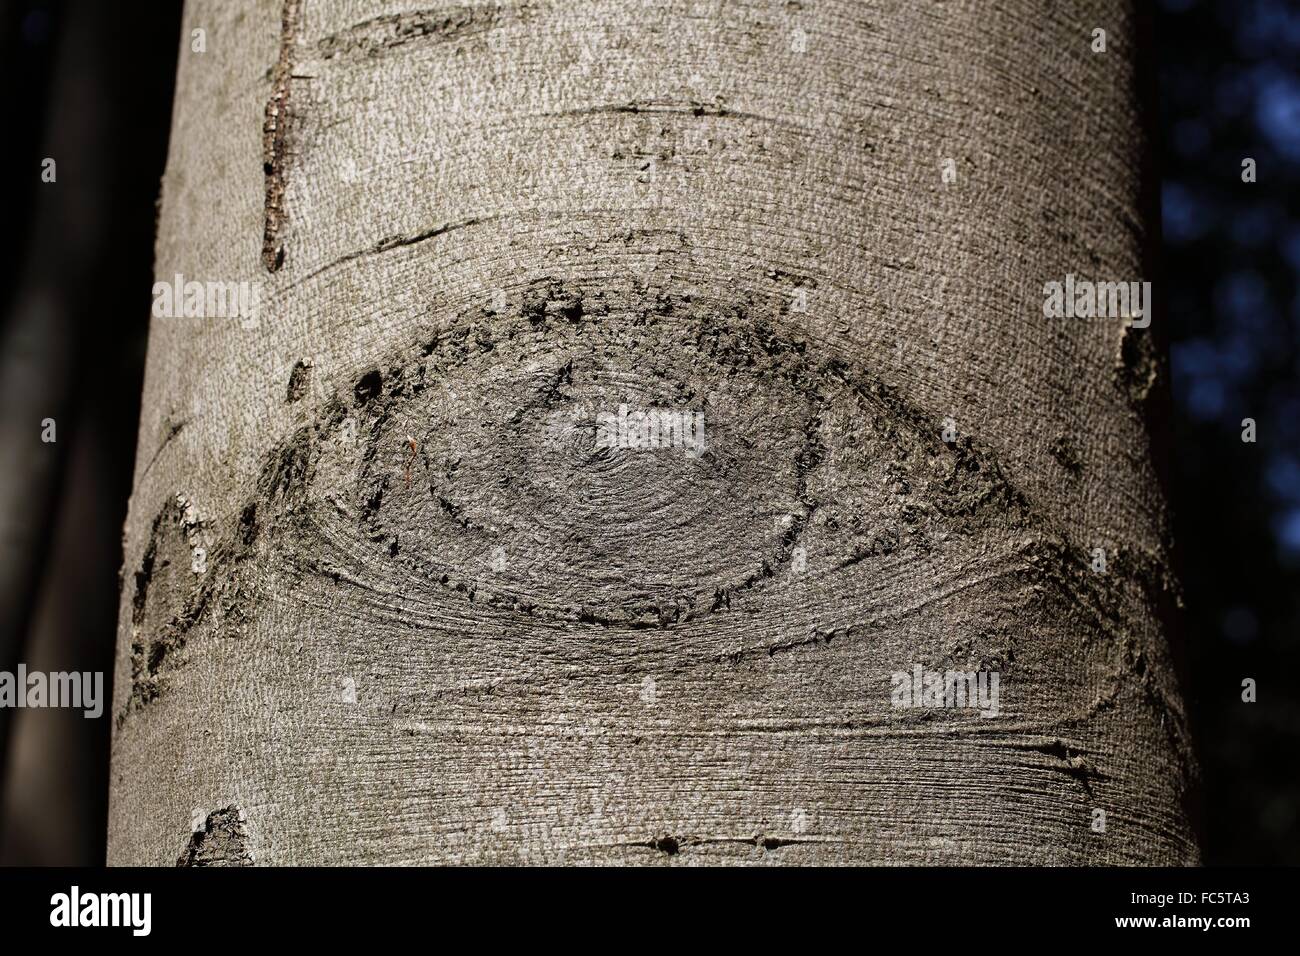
[177,806,254,867]
[262,0,303,273]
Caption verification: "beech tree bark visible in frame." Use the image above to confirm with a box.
[109,0,1198,864]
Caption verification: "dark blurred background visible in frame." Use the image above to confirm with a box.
[1161,0,1300,864]
[0,0,1295,864]
[0,0,180,864]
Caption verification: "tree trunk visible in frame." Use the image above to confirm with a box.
[109,0,1198,864]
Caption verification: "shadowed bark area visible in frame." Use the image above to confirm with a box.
[109,0,1198,864]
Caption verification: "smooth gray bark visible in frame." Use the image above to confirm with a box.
[109,0,1198,864]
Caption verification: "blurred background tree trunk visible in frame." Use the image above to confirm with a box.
[0,0,178,864]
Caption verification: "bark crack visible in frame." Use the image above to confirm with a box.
[296,216,492,286]
[316,3,517,61]
[262,0,303,273]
